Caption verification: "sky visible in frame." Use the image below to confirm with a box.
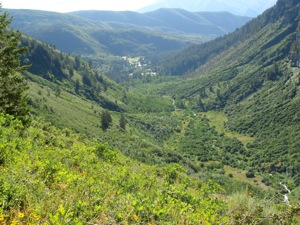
[2,0,158,12]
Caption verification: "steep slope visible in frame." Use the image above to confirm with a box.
[2,113,299,224]
[139,0,277,17]
[20,35,124,113]
[6,8,250,57]
[154,0,300,186]
[6,9,108,54]
[6,9,193,56]
[157,0,299,76]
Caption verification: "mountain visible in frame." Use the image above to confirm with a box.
[18,21,265,198]
[139,0,277,17]
[8,0,299,190]
[153,0,300,185]
[20,36,124,113]
[6,8,250,57]
[70,9,251,35]
[1,1,300,223]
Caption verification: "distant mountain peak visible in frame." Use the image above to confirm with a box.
[139,0,277,17]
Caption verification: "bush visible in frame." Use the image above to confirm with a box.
[246,170,255,178]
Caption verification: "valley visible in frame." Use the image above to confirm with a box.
[0,0,300,224]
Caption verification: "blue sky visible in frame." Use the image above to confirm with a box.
[2,0,158,12]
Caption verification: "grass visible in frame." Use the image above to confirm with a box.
[28,81,105,137]
[128,57,140,63]
[224,166,272,191]
[201,111,254,146]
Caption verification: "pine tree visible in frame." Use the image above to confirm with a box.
[119,113,126,130]
[0,6,30,120]
[101,110,112,130]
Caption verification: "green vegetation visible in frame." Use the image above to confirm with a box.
[0,11,29,121]
[101,109,112,130]
[149,0,300,190]
[1,1,300,224]
[1,114,299,224]
[0,113,223,224]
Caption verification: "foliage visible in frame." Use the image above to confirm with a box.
[101,109,112,130]
[0,113,228,224]
[0,9,29,121]
[20,36,124,112]
[123,92,174,113]
[144,0,300,187]
[0,113,299,224]
[0,2,300,224]
[119,113,126,130]
[226,193,300,225]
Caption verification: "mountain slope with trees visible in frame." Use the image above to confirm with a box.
[2,0,300,223]
[152,0,300,187]
[1,4,300,223]
[6,8,251,57]
[70,9,251,35]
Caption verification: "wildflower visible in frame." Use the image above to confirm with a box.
[30,213,40,221]
[10,220,20,225]
[18,212,25,218]
[132,215,139,221]
[0,216,4,221]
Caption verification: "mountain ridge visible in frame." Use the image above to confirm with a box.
[152,0,300,186]
[70,8,251,35]
[6,8,251,57]
[139,0,277,17]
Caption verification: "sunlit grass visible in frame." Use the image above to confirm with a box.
[201,111,254,146]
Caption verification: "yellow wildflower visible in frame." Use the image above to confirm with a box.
[18,212,25,218]
[10,220,20,225]
[132,215,139,221]
[0,216,4,221]
[30,213,40,221]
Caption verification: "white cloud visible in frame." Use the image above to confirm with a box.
[2,0,158,12]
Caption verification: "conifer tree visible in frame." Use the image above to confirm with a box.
[119,113,126,130]
[101,109,112,130]
[0,6,29,120]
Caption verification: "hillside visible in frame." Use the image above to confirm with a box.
[19,36,124,112]
[10,0,300,196]
[2,113,300,224]
[18,36,252,186]
[1,1,300,223]
[6,8,250,57]
[154,0,298,77]
[151,0,300,187]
